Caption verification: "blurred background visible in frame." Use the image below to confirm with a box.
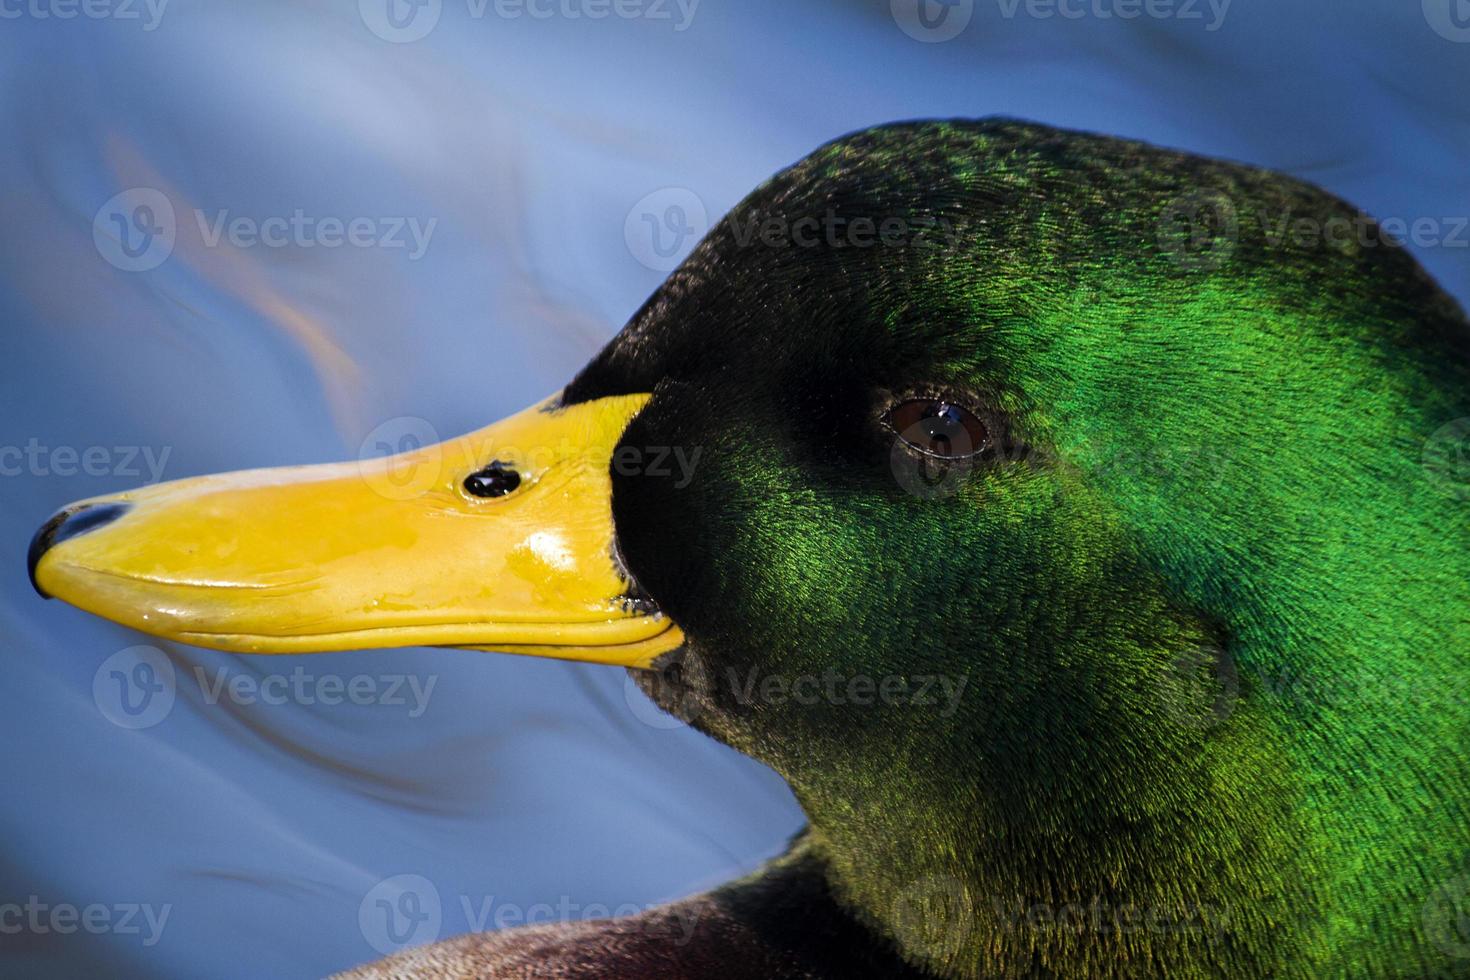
[1,1,1467,976]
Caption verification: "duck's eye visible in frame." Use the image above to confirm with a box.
[885,400,989,459]
[463,460,522,498]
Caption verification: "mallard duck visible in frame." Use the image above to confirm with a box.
[28,119,1470,978]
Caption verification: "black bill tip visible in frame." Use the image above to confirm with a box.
[27,502,130,598]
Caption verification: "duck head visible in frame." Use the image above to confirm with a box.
[30,120,1470,976]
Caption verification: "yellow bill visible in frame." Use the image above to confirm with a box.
[27,393,683,668]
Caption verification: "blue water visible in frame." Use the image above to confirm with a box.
[2,1,1467,976]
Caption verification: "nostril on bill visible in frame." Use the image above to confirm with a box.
[27,502,132,598]
[463,460,522,498]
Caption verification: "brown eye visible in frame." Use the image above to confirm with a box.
[886,400,989,459]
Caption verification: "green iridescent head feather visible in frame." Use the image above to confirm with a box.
[566,119,1470,977]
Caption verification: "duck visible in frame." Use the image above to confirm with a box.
[27,118,1470,978]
